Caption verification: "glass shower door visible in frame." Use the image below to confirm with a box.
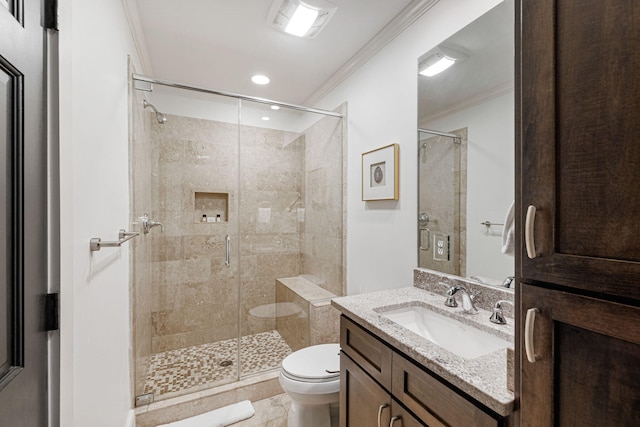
[131,85,243,402]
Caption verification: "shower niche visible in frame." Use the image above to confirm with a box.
[194,191,228,223]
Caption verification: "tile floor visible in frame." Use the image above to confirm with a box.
[229,394,291,427]
[143,330,292,398]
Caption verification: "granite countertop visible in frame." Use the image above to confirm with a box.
[332,286,515,416]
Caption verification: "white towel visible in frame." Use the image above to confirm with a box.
[501,200,515,256]
[157,400,255,427]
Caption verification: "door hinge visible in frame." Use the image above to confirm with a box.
[44,0,58,30]
[45,293,59,331]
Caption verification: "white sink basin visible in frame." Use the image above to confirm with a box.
[379,305,511,359]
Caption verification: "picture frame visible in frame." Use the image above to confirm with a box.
[362,143,399,201]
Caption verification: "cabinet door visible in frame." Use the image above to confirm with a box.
[520,284,640,426]
[340,352,391,427]
[518,0,640,299]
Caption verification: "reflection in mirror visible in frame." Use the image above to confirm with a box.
[417,0,514,288]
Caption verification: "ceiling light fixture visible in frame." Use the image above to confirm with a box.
[267,0,337,39]
[261,116,271,121]
[419,46,468,77]
[251,74,270,85]
[270,105,280,110]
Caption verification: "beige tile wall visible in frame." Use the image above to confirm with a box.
[147,115,306,353]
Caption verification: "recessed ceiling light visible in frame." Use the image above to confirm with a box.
[252,75,270,85]
[270,105,280,110]
[261,116,270,121]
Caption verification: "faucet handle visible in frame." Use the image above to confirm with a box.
[489,300,514,324]
[444,294,458,307]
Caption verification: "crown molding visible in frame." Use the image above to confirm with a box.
[419,81,514,125]
[121,0,154,75]
[305,0,440,106]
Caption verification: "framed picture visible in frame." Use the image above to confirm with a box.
[362,143,399,201]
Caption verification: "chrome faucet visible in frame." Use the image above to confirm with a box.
[444,285,478,314]
[140,213,164,234]
[489,300,514,324]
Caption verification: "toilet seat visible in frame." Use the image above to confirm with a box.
[281,343,340,383]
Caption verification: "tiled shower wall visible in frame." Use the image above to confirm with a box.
[148,115,304,353]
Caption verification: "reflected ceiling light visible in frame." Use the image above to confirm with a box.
[251,74,270,85]
[261,116,271,121]
[419,46,468,77]
[268,0,337,38]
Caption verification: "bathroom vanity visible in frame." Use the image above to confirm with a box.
[333,279,514,427]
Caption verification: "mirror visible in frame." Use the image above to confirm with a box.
[417,0,514,288]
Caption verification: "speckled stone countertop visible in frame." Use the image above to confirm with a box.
[332,286,515,416]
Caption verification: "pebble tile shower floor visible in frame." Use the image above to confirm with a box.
[143,330,292,398]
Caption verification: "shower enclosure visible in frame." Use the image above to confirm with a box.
[129,74,345,403]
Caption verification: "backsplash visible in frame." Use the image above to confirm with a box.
[414,268,514,318]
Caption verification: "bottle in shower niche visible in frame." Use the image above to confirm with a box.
[202,214,207,223]
[216,214,221,222]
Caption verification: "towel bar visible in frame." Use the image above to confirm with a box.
[90,229,139,251]
[481,221,504,227]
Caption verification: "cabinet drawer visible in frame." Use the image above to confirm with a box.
[340,315,392,389]
[392,353,499,427]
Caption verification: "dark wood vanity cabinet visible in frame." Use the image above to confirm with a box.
[519,285,640,426]
[340,316,510,427]
[517,0,640,425]
[517,0,640,299]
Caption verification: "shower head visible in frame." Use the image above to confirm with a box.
[143,99,167,124]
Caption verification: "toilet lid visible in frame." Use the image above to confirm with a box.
[282,343,340,381]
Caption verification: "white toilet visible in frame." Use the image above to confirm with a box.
[279,343,341,427]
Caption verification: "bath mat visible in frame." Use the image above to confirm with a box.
[157,400,255,427]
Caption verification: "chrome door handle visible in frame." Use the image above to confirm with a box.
[525,205,537,258]
[225,235,231,268]
[377,403,389,427]
[525,308,540,363]
[389,416,402,427]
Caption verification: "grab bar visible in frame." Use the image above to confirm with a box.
[90,229,139,251]
[225,235,231,268]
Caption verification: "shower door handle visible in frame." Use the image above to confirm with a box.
[419,228,431,251]
[225,235,231,268]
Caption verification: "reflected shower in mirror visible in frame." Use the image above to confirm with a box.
[417,0,514,288]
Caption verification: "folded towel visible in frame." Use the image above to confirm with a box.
[501,200,515,256]
[157,400,255,427]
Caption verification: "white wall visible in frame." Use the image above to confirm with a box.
[315,0,503,295]
[58,0,142,425]
[425,89,515,281]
